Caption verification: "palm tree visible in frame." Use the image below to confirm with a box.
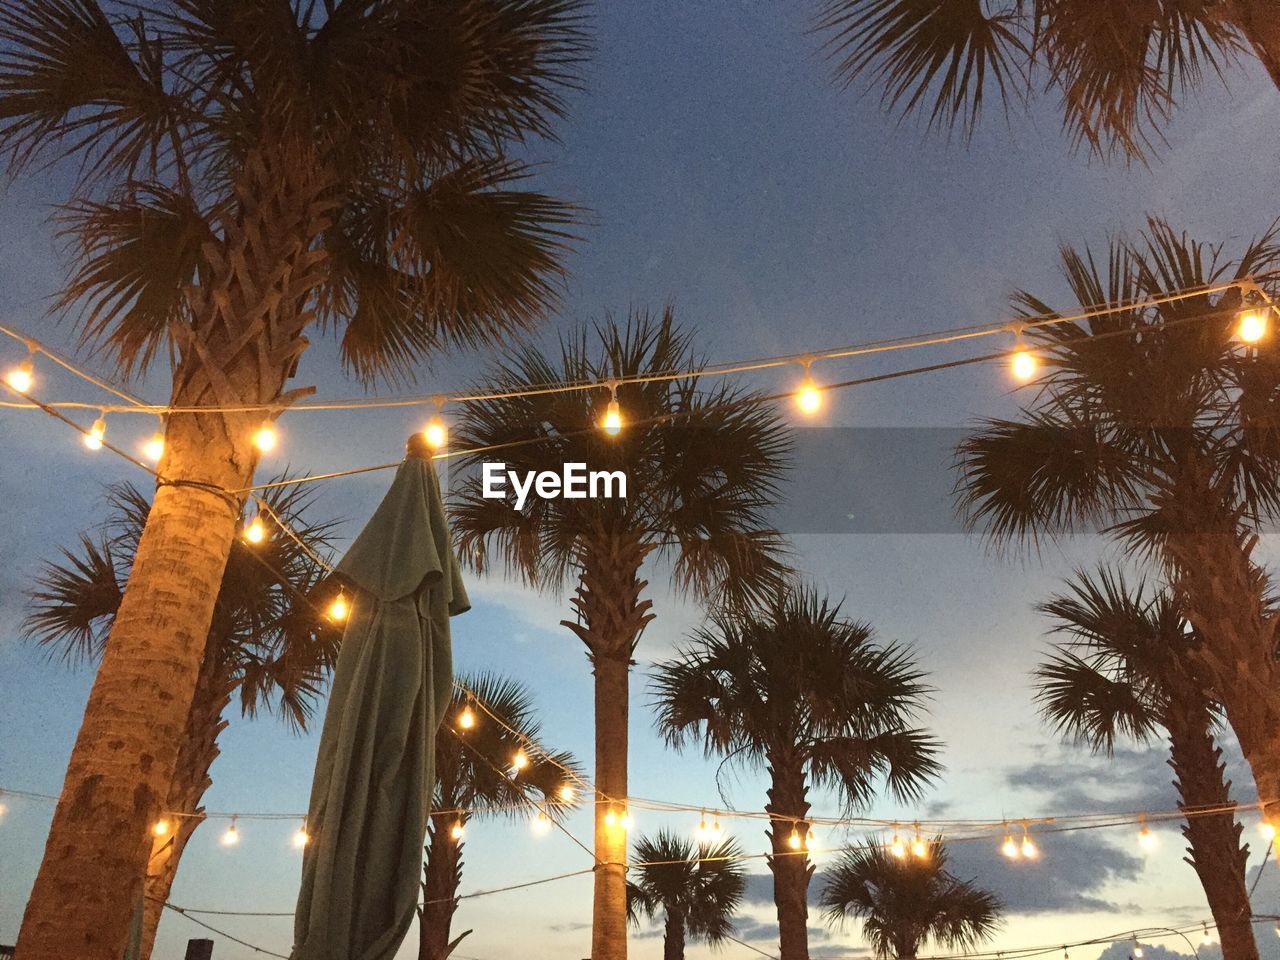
[821,838,1001,960]
[953,217,1280,851]
[421,673,583,960]
[1034,567,1258,960]
[0,5,584,954]
[814,0,1280,159]
[627,831,746,960]
[450,308,791,960]
[650,588,943,960]
[23,479,342,960]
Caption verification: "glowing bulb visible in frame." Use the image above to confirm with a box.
[559,784,575,802]
[293,827,310,848]
[796,375,822,414]
[788,827,802,850]
[1201,926,1215,946]
[711,818,723,839]
[1133,943,1144,959]
[605,808,618,827]
[1138,825,1158,852]
[804,827,817,851]
[1020,834,1038,859]
[619,811,633,831]
[697,813,709,842]
[1260,820,1276,840]
[1001,834,1019,859]
[890,833,906,859]
[911,836,928,858]
[512,749,528,772]
[143,432,165,462]
[458,706,476,730]
[253,421,278,453]
[602,398,622,437]
[84,417,106,451]
[6,358,33,393]
[221,819,239,846]
[1239,309,1268,344]
[328,593,349,622]
[450,821,465,841]
[1011,349,1037,381]
[532,811,552,836]
[153,819,171,838]
[424,415,448,450]
[244,515,266,544]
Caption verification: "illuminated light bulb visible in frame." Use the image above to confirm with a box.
[605,808,618,827]
[911,835,928,859]
[619,811,633,831]
[84,416,106,451]
[5,358,33,393]
[1137,825,1158,852]
[0,798,8,818]
[796,374,823,415]
[602,398,622,437]
[512,749,529,773]
[143,431,165,462]
[253,421,278,453]
[244,515,266,544]
[559,784,575,803]
[1133,940,1144,959]
[711,817,723,840]
[328,593,349,622]
[1239,309,1268,344]
[458,706,476,730]
[788,827,802,850]
[221,818,240,846]
[1273,924,1279,939]
[532,811,552,836]
[1001,834,1019,859]
[697,812,709,842]
[1020,833,1038,859]
[889,831,906,859]
[153,819,171,838]
[424,415,448,451]
[1011,349,1037,382]
[450,821,465,841]
[1260,820,1276,841]
[1201,925,1216,946]
[293,826,310,848]
[804,827,817,851]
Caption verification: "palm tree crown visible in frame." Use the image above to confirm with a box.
[821,839,1002,960]
[814,0,1274,159]
[628,831,746,960]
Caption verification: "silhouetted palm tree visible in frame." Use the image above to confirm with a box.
[451,308,791,960]
[651,587,943,960]
[1034,567,1258,960]
[0,4,584,952]
[24,479,342,960]
[954,217,1280,855]
[814,0,1280,159]
[627,831,746,960]
[421,673,583,960]
[821,838,1001,960]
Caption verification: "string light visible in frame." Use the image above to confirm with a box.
[244,515,266,544]
[804,827,818,851]
[697,811,710,842]
[327,592,349,622]
[293,822,310,848]
[1010,326,1037,381]
[153,819,171,838]
[221,817,240,847]
[5,354,34,393]
[619,809,633,831]
[450,821,465,841]
[558,784,575,803]
[605,807,618,828]
[1260,819,1276,840]
[1239,307,1268,344]
[1132,938,1144,959]
[1020,824,1038,860]
[601,384,622,437]
[788,825,802,850]
[143,420,165,462]
[889,826,906,859]
[910,824,927,859]
[458,705,476,730]
[1137,822,1158,852]
[532,810,552,836]
[1001,825,1019,859]
[795,361,823,414]
[424,398,448,450]
[84,415,106,451]
[253,420,278,453]
[1201,924,1216,946]
[511,749,529,773]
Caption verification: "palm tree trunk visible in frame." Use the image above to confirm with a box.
[561,528,655,960]
[15,142,331,960]
[663,909,686,960]
[765,755,812,960]
[1165,696,1259,960]
[1224,1,1280,89]
[420,813,466,960]
[139,639,233,960]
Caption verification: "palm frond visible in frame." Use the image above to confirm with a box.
[24,534,122,665]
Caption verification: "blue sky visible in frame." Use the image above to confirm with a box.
[4,3,1280,959]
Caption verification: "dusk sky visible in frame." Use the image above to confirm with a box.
[4,3,1280,959]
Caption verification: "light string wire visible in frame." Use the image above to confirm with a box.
[0,274,1269,418]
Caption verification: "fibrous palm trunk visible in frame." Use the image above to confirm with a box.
[765,755,812,960]
[139,637,233,960]
[561,527,655,960]
[1165,692,1259,960]
[663,909,686,960]
[16,143,331,960]
[420,813,467,960]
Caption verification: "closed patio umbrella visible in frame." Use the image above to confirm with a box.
[292,436,469,960]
